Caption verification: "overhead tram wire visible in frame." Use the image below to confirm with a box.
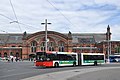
[46,0,77,31]
[18,23,40,30]
[10,21,40,30]
[0,14,13,20]
[0,13,40,31]
[9,0,22,32]
[0,29,6,33]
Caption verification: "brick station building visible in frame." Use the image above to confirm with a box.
[0,25,120,60]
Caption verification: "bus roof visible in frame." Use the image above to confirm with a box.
[109,55,120,56]
[36,51,77,54]
[81,53,104,55]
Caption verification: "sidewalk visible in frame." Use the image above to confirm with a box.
[22,66,120,80]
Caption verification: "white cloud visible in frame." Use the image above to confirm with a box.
[95,0,120,5]
[110,25,120,40]
[0,0,120,40]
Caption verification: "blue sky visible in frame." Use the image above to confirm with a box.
[0,0,120,40]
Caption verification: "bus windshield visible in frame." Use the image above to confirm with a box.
[36,52,47,61]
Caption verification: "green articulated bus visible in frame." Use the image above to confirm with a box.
[35,51,105,67]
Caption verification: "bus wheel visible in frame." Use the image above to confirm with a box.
[54,62,59,67]
[73,62,76,66]
[94,61,97,66]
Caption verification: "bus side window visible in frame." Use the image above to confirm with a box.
[72,55,76,60]
[47,54,57,61]
[67,55,74,60]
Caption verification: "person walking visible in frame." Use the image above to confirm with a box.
[11,58,13,62]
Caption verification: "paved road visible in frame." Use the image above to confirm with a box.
[22,66,120,80]
[0,61,120,80]
[68,68,120,80]
[0,61,96,80]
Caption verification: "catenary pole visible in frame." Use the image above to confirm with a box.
[41,19,51,52]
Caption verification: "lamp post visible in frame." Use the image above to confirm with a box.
[41,19,51,52]
[107,32,110,63]
[107,40,109,63]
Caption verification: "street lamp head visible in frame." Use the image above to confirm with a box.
[48,23,51,24]
[41,23,45,25]
[41,23,51,25]
[10,21,18,24]
[41,19,52,52]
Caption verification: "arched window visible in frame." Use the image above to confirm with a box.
[58,42,64,52]
[48,42,54,51]
[40,41,55,51]
[40,42,45,51]
[10,52,13,56]
[16,52,19,57]
[31,41,37,53]
[12,46,15,47]
[4,52,7,57]
[18,45,22,47]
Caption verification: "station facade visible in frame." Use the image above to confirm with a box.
[0,25,120,59]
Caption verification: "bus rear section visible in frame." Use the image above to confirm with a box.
[79,53,105,66]
[35,51,78,67]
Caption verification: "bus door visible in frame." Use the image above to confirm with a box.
[78,53,81,66]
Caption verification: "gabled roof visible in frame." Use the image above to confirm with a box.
[72,33,106,44]
[0,33,23,44]
[26,31,69,40]
[0,32,107,44]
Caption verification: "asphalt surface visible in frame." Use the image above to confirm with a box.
[23,67,120,80]
[68,68,120,80]
[0,61,120,80]
[0,61,96,80]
